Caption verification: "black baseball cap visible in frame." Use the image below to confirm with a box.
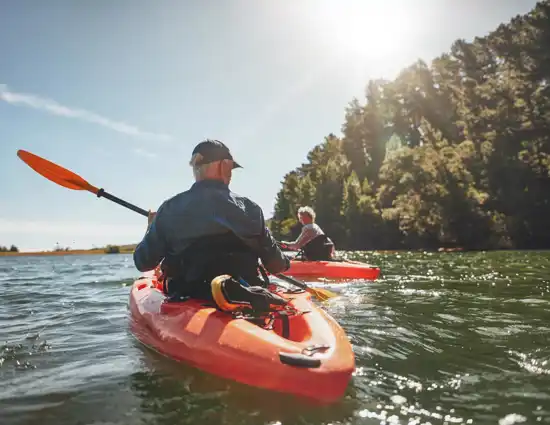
[191,139,242,169]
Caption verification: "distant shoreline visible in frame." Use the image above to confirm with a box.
[0,246,467,258]
[2,247,549,259]
[0,245,136,257]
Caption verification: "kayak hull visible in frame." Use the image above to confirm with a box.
[128,272,355,404]
[287,260,381,280]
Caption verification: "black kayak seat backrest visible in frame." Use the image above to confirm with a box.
[300,234,334,261]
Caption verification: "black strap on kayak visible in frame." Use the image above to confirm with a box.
[280,313,290,339]
[262,312,290,339]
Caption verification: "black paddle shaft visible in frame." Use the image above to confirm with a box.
[96,188,149,217]
[275,273,307,290]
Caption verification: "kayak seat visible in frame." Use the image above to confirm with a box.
[211,275,288,313]
[299,234,335,261]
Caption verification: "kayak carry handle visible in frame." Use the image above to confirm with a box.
[279,352,321,368]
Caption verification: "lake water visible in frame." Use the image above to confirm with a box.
[1,251,549,425]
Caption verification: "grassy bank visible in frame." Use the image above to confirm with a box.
[0,244,137,257]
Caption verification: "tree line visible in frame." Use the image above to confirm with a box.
[269,1,550,250]
[0,245,19,252]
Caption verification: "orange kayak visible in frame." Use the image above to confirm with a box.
[128,271,355,404]
[287,259,381,280]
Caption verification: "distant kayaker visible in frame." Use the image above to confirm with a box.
[133,139,290,310]
[280,206,335,261]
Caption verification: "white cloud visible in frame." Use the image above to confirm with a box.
[0,84,174,142]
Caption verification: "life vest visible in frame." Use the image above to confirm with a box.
[160,232,267,300]
[300,234,335,261]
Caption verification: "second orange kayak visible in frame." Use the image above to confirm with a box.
[287,259,381,280]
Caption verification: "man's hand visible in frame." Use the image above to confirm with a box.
[147,210,157,228]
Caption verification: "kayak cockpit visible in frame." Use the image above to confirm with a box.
[152,285,317,344]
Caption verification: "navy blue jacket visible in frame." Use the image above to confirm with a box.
[133,179,289,275]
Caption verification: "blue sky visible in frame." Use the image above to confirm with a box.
[0,0,538,251]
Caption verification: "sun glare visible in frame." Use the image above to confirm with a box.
[310,0,419,75]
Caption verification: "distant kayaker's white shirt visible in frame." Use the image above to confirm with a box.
[283,223,324,250]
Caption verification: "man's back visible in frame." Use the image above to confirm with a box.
[133,179,288,275]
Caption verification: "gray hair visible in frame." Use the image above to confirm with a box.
[298,206,316,221]
[189,153,233,180]
[189,153,211,179]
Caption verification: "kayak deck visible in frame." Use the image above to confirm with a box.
[128,273,355,404]
[287,259,381,280]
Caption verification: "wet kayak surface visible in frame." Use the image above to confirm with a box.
[1,251,550,425]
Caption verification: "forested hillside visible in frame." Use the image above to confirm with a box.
[269,1,550,250]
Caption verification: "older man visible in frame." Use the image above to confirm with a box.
[133,139,289,309]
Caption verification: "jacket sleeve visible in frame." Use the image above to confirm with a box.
[133,204,167,272]
[256,218,290,274]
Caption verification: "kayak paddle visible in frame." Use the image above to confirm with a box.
[17,149,338,301]
[17,150,149,217]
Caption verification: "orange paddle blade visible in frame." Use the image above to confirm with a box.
[17,150,99,194]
